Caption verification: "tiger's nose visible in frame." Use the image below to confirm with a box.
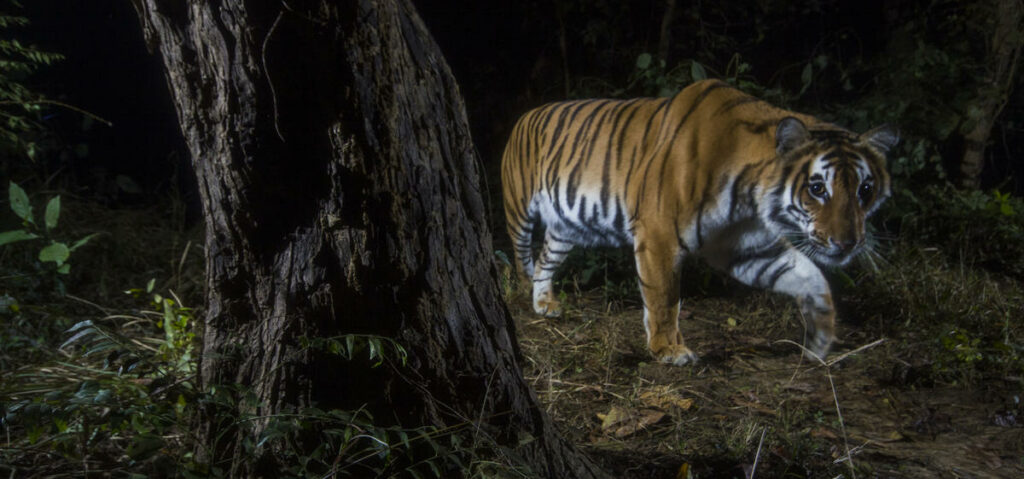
[829,237,858,252]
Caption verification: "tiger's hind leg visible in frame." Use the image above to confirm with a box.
[532,230,574,317]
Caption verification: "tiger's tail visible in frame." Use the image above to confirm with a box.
[501,114,542,286]
[506,204,537,286]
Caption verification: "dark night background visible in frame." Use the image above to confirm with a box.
[17,0,1024,212]
[21,3,174,180]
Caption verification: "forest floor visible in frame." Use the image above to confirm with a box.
[507,247,1024,479]
[3,194,1023,478]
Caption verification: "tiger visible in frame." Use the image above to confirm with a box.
[501,79,897,366]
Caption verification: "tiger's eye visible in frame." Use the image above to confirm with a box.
[858,183,873,202]
[808,183,826,198]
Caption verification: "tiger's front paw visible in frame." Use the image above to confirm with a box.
[533,297,562,318]
[803,331,835,362]
[655,344,699,366]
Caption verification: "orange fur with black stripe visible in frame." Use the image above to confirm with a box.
[502,79,897,365]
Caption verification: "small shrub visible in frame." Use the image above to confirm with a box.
[1,181,99,295]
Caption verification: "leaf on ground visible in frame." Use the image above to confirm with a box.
[676,462,692,479]
[597,406,629,429]
[639,387,694,410]
[597,406,665,438]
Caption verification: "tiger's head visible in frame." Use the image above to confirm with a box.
[765,117,898,267]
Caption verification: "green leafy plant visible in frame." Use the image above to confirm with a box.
[619,52,702,98]
[932,323,1024,384]
[1,181,98,280]
[188,336,468,478]
[549,247,637,309]
[124,278,196,375]
[894,185,1024,280]
[940,328,983,364]
[1,281,200,476]
[240,405,465,478]
[494,249,517,300]
[301,334,409,368]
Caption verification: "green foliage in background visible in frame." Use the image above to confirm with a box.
[898,185,1024,280]
[0,1,63,159]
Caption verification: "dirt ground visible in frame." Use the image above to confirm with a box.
[510,281,1024,478]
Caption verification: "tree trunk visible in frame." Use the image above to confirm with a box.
[557,10,572,98]
[657,0,677,65]
[959,0,1023,189]
[130,1,607,477]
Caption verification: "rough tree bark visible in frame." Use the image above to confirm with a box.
[959,0,1023,189]
[130,1,607,477]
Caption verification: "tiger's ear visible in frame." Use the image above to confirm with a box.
[860,124,899,154]
[775,117,810,156]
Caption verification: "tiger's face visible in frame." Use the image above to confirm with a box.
[767,117,898,267]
